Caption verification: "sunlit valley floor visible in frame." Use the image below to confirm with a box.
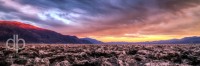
[0,44,200,66]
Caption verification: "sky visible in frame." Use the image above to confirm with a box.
[0,0,200,42]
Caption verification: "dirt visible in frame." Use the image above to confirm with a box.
[0,44,199,66]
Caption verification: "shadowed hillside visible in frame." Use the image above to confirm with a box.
[0,21,92,44]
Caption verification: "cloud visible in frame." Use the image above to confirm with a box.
[0,0,200,39]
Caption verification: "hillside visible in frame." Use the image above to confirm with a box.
[0,21,92,44]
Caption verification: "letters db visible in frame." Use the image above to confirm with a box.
[6,35,26,53]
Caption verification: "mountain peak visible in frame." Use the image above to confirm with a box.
[0,20,42,30]
[0,20,95,44]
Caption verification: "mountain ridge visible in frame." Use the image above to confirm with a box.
[0,21,93,44]
[1,20,199,44]
[106,36,200,44]
[80,38,104,44]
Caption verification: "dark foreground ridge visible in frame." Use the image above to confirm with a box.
[0,21,96,44]
[0,44,200,66]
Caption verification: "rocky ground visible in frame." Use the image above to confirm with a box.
[0,44,200,66]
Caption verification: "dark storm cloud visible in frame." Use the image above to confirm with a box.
[0,1,19,13]
[0,0,200,36]
[17,0,200,15]
[0,6,17,13]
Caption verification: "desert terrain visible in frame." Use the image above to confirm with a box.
[0,44,200,66]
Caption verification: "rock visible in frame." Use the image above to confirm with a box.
[14,58,27,65]
[0,44,200,66]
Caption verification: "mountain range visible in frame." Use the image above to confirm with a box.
[0,21,102,44]
[107,36,200,44]
[0,20,199,44]
[80,38,104,44]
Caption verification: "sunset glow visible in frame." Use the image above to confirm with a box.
[90,35,183,42]
[0,0,200,42]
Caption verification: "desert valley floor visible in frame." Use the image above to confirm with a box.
[0,44,200,66]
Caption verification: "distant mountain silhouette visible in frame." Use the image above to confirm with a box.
[145,36,200,44]
[1,20,199,44]
[80,38,104,44]
[107,36,200,44]
[0,21,92,44]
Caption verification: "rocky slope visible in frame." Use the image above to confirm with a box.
[0,44,200,66]
[0,21,92,44]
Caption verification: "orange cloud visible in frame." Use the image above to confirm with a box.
[74,5,200,42]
